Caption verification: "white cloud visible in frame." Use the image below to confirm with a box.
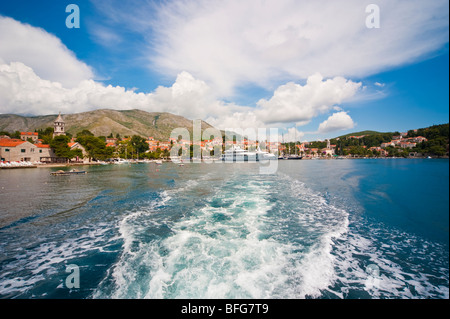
[143,0,448,97]
[89,24,123,47]
[0,62,144,115]
[0,62,363,135]
[0,62,248,128]
[280,127,305,143]
[318,112,355,133]
[255,73,361,124]
[0,16,93,88]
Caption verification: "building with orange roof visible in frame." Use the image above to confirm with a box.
[20,132,39,142]
[68,142,89,163]
[0,138,54,162]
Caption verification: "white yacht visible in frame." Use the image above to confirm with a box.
[221,145,258,162]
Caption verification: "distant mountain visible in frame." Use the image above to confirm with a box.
[0,109,218,140]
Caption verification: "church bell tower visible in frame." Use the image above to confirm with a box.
[53,112,66,138]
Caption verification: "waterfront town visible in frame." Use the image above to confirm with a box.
[0,113,445,168]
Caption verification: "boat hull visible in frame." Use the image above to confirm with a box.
[51,171,87,176]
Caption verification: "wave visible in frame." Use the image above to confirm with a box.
[93,168,448,299]
[97,171,351,299]
[0,223,116,298]
[330,218,449,299]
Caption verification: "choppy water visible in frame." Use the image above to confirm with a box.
[0,159,448,299]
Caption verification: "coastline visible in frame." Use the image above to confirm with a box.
[0,162,104,169]
[1,156,448,170]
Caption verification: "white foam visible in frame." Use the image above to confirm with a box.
[330,218,449,299]
[104,174,354,299]
[102,169,449,299]
[0,223,115,297]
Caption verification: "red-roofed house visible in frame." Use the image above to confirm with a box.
[68,142,89,163]
[0,139,54,162]
[20,132,39,142]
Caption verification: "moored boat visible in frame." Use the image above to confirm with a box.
[51,169,87,176]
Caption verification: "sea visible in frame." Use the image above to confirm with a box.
[0,159,448,299]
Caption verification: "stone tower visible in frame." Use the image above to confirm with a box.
[53,112,66,138]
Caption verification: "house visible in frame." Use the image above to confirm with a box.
[309,148,319,157]
[370,146,388,157]
[399,142,416,149]
[68,142,89,163]
[35,144,55,161]
[411,136,428,143]
[105,137,118,145]
[0,138,53,162]
[321,148,334,156]
[20,132,39,142]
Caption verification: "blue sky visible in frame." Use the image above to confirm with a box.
[0,0,448,141]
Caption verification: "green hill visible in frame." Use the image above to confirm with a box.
[0,109,217,141]
[337,130,390,139]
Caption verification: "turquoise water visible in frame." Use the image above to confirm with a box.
[0,159,448,299]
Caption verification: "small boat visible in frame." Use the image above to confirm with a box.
[114,159,130,165]
[51,169,87,176]
[155,160,163,165]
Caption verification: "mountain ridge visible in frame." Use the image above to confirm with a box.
[0,109,217,141]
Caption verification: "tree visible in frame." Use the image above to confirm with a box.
[130,135,149,158]
[76,135,113,161]
[76,129,94,137]
[50,135,79,159]
[11,131,21,139]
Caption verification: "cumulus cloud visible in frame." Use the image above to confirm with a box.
[0,62,251,127]
[0,61,363,136]
[255,73,361,124]
[140,0,449,96]
[0,62,144,115]
[280,127,305,143]
[318,112,355,133]
[0,16,93,88]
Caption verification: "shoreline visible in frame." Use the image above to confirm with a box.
[1,156,448,170]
